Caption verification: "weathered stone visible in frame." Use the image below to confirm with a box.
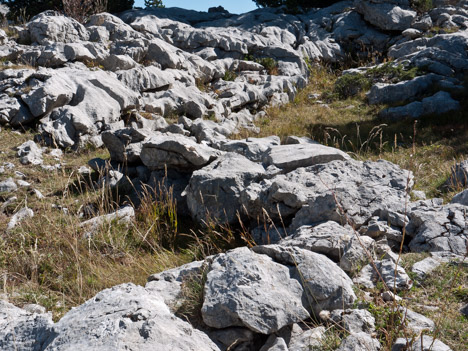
[140,134,219,171]
[411,257,441,280]
[0,300,54,351]
[17,140,43,165]
[7,207,34,230]
[337,332,381,351]
[185,152,265,223]
[262,143,350,172]
[43,283,221,351]
[406,203,468,255]
[201,247,309,334]
[355,0,417,31]
[0,178,17,193]
[330,309,376,334]
[253,245,356,316]
[392,336,451,351]
[354,259,413,291]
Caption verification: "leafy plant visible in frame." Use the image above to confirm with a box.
[223,70,237,82]
[334,73,371,99]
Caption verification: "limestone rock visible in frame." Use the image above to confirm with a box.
[185,152,265,224]
[140,134,219,171]
[201,247,309,334]
[17,140,43,165]
[253,245,356,316]
[0,300,54,351]
[262,143,350,172]
[43,283,221,351]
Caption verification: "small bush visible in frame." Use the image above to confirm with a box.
[223,70,237,81]
[334,73,371,99]
[411,0,433,13]
[257,57,279,75]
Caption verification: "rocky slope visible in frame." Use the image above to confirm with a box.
[0,0,468,350]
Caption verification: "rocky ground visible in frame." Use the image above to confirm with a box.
[0,0,467,350]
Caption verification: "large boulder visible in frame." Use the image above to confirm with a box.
[201,247,309,334]
[185,152,266,223]
[253,245,356,316]
[27,11,89,45]
[241,159,412,229]
[406,203,468,255]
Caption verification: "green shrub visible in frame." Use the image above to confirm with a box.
[223,70,237,81]
[334,73,371,99]
[411,0,433,13]
[257,57,279,75]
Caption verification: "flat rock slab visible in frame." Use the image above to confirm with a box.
[262,144,350,172]
[43,283,221,351]
[201,247,309,334]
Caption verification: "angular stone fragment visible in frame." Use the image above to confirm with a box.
[140,134,219,171]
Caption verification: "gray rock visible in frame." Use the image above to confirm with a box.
[242,159,412,229]
[80,206,135,236]
[28,11,89,45]
[17,140,43,165]
[392,336,451,351]
[287,326,325,351]
[355,1,417,31]
[44,283,221,351]
[262,143,350,172]
[399,307,435,333]
[379,91,460,120]
[412,14,433,31]
[0,300,54,351]
[451,189,468,206]
[140,134,219,171]
[354,259,413,291]
[340,235,376,273]
[0,178,17,193]
[146,260,206,307]
[461,303,468,317]
[367,74,442,105]
[411,257,441,280]
[221,136,280,163]
[280,221,355,261]
[201,247,309,334]
[185,152,265,224]
[260,335,289,351]
[330,309,376,334]
[253,245,356,316]
[7,207,34,230]
[337,332,381,351]
[407,203,468,255]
